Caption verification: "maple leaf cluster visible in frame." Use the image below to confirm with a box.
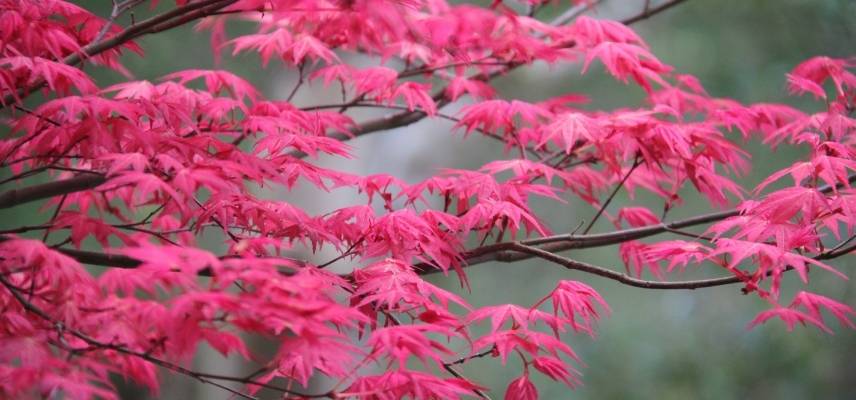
[0,0,854,399]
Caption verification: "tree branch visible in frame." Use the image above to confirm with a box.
[503,237,855,292]
[0,173,106,209]
[621,0,689,25]
[508,242,744,290]
[549,0,603,27]
[818,236,856,260]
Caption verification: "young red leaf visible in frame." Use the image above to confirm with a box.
[747,306,832,334]
[505,375,538,400]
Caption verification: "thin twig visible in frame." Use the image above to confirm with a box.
[286,62,306,102]
[819,235,856,259]
[622,0,688,25]
[582,157,641,234]
[446,347,495,367]
[549,0,604,26]
[40,194,67,243]
[442,363,493,400]
[318,236,366,269]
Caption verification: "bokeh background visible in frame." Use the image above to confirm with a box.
[3,0,855,398]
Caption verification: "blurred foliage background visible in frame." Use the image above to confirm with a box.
[2,0,855,398]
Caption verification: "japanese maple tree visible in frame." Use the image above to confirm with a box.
[1,0,855,399]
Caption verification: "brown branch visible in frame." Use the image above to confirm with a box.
[430,208,738,273]
[818,236,856,259]
[446,347,495,367]
[0,173,106,209]
[621,0,689,25]
[502,234,856,291]
[0,235,144,268]
[508,242,743,290]
[302,102,544,158]
[397,60,512,78]
[334,96,451,142]
[190,371,332,398]
[442,363,493,400]
[0,166,51,185]
[55,246,145,268]
[549,0,604,26]
[93,0,146,44]
[75,0,238,59]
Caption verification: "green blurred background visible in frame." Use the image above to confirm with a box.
[2,0,855,398]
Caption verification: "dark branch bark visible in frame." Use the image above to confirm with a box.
[335,98,451,142]
[0,174,105,209]
[509,242,743,290]
[57,246,144,268]
[621,0,689,25]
